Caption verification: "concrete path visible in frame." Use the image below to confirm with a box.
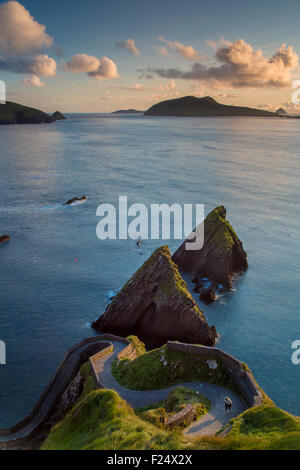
[95,341,247,437]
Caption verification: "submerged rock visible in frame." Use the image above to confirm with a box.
[200,288,217,304]
[0,235,10,244]
[172,206,248,288]
[92,246,217,347]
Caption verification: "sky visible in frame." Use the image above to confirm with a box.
[1,0,300,112]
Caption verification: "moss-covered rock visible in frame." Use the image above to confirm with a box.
[92,246,217,347]
[173,206,248,288]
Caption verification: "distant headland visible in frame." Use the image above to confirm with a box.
[112,109,145,114]
[0,101,66,125]
[144,96,278,117]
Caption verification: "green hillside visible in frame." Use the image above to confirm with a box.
[0,101,54,124]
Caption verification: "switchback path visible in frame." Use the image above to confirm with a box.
[94,341,247,437]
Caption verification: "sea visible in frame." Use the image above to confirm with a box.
[0,113,299,427]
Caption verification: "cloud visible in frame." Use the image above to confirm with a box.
[147,39,298,88]
[156,36,206,60]
[0,54,57,76]
[22,75,45,87]
[116,39,140,56]
[117,83,146,91]
[63,54,119,79]
[0,1,53,56]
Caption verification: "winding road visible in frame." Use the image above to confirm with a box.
[94,340,247,436]
[0,337,247,448]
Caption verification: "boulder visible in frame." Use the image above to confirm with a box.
[92,246,217,347]
[172,206,248,288]
[200,288,217,304]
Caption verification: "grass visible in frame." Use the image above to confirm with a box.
[42,386,300,450]
[0,101,53,124]
[42,389,184,450]
[112,344,240,395]
[136,386,211,430]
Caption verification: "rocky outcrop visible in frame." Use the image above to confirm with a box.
[0,235,10,244]
[63,196,87,206]
[52,111,66,120]
[92,246,217,347]
[200,288,216,304]
[172,206,248,288]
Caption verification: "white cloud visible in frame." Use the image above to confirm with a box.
[0,1,53,56]
[22,75,45,87]
[116,39,140,56]
[63,54,119,79]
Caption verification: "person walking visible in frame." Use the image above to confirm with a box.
[225,396,232,414]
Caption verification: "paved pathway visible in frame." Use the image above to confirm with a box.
[95,341,247,437]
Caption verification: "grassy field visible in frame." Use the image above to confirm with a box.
[112,343,240,395]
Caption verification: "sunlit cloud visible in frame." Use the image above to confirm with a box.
[0,54,57,77]
[63,54,119,79]
[155,36,207,60]
[146,39,298,88]
[0,1,53,56]
[22,75,45,87]
[116,38,140,56]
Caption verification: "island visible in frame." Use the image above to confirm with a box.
[112,109,144,114]
[52,111,67,120]
[0,101,55,125]
[144,96,278,117]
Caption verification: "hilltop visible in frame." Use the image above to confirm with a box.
[144,96,278,117]
[0,101,55,125]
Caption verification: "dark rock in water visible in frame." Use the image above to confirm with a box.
[193,283,204,293]
[137,240,142,247]
[63,196,87,206]
[200,288,217,304]
[0,235,10,244]
[92,245,217,347]
[52,111,66,120]
[172,206,248,288]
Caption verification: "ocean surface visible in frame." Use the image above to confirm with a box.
[0,114,299,427]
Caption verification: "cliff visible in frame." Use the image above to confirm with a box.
[0,101,54,125]
[144,96,277,117]
[172,206,248,288]
[92,246,217,347]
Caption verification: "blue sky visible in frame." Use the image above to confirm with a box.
[1,0,300,112]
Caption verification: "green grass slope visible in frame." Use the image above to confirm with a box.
[0,101,54,124]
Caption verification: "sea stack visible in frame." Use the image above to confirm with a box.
[92,246,217,347]
[172,206,248,288]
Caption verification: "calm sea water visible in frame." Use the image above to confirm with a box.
[0,114,299,427]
